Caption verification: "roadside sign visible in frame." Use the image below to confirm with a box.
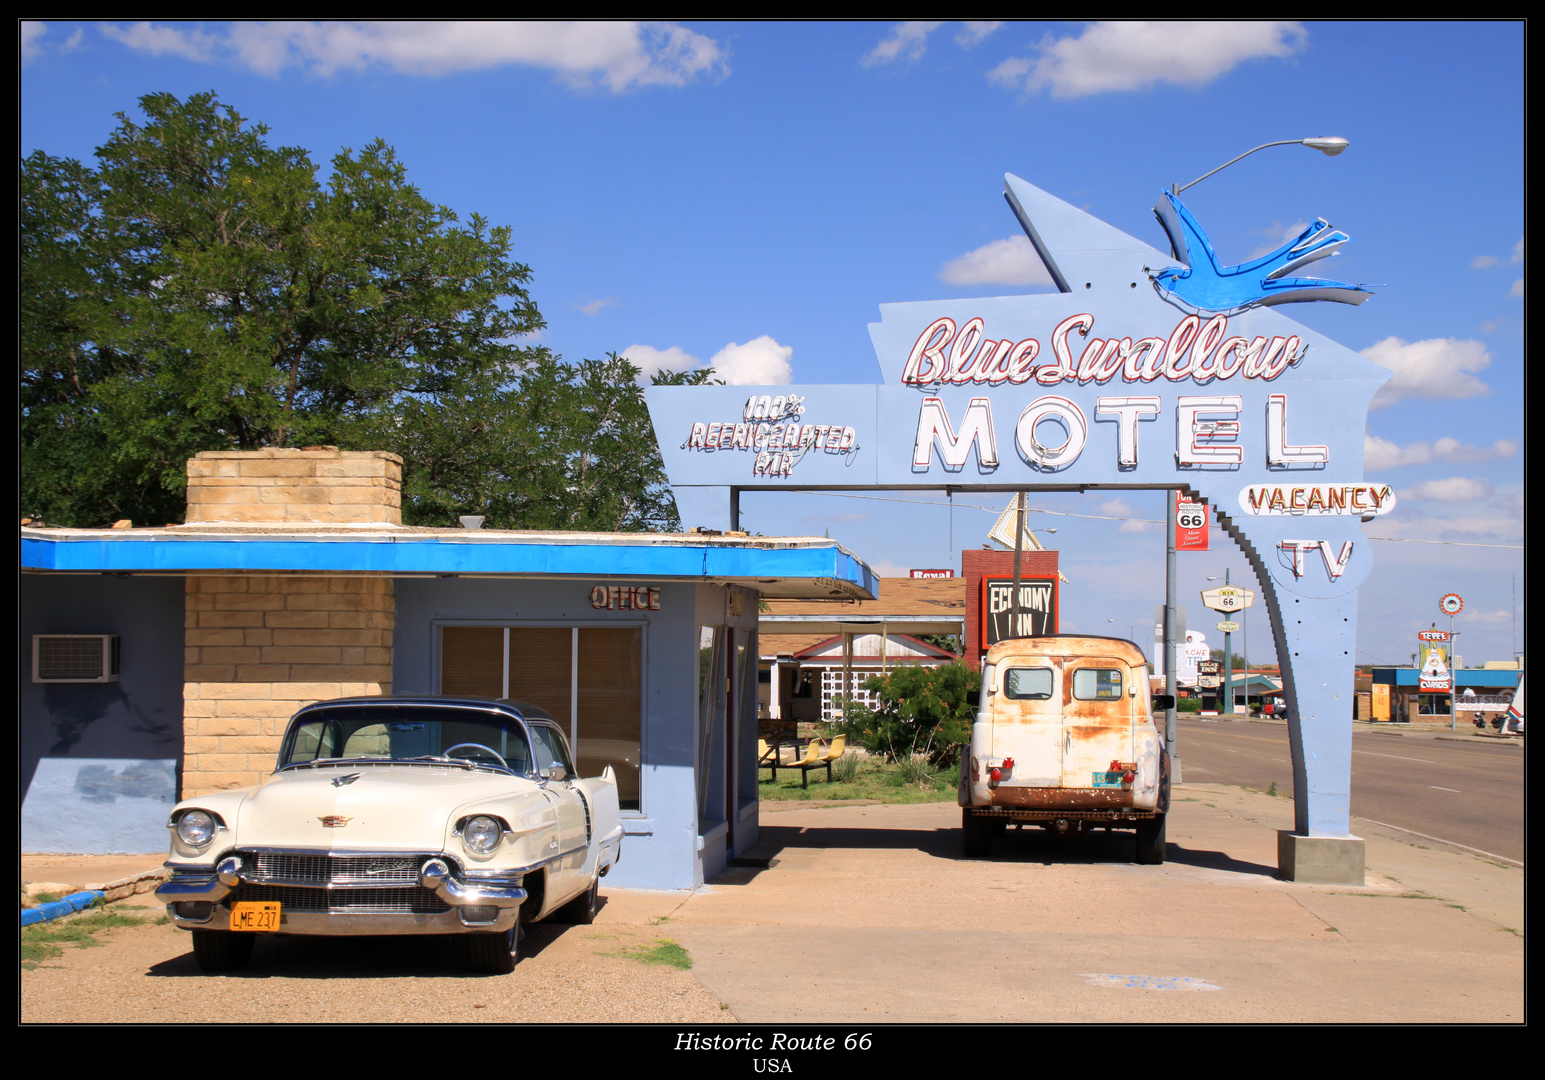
[910,568,953,578]
[1215,620,1240,633]
[1175,492,1208,551]
[1440,593,1463,615]
[1201,585,1255,613]
[1417,630,1452,693]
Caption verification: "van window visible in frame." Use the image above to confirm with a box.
[1004,668,1054,700]
[1072,668,1123,700]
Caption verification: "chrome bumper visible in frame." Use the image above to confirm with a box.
[158,854,526,934]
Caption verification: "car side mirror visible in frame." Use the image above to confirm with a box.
[542,764,567,782]
[1152,695,1175,710]
[965,690,980,707]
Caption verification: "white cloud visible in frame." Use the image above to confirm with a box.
[862,22,942,67]
[939,236,1056,287]
[100,21,727,91]
[21,21,48,61]
[991,21,1307,99]
[22,22,83,62]
[101,21,220,62]
[621,344,700,381]
[1247,221,1311,260]
[955,22,1002,49]
[1364,434,1516,471]
[1508,278,1523,298]
[623,335,794,384]
[1403,477,1495,502]
[1472,239,1523,269]
[708,336,794,385]
[1362,336,1492,410]
[577,297,618,316]
[1098,498,1153,534]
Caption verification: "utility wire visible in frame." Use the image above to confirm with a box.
[796,491,1524,547]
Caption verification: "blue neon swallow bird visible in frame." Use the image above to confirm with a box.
[1152,191,1375,312]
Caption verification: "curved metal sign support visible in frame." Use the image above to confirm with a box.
[648,176,1390,883]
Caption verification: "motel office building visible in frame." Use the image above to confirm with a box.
[21,449,875,890]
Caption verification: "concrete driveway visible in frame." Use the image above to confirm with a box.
[656,787,1523,1023]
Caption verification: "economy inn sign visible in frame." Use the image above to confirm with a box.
[648,175,1392,881]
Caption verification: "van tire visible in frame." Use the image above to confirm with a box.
[1135,814,1166,865]
[962,809,994,857]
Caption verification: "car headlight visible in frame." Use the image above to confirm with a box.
[176,810,218,848]
[462,815,504,854]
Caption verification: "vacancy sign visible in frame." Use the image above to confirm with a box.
[1175,492,1209,551]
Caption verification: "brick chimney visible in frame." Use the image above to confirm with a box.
[185,448,402,525]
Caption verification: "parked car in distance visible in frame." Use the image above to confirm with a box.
[960,636,1169,863]
[155,697,623,974]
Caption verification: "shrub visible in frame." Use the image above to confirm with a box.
[833,662,974,768]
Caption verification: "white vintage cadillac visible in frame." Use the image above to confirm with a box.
[155,697,623,974]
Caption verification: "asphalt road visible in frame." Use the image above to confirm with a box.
[1173,719,1523,863]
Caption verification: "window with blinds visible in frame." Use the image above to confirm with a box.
[439,625,642,811]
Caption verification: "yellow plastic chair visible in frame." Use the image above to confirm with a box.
[815,734,846,781]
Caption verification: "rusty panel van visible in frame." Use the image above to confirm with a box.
[959,635,1169,862]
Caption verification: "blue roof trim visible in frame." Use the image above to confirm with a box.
[21,534,877,596]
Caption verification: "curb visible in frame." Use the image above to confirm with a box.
[20,868,167,927]
[21,890,106,927]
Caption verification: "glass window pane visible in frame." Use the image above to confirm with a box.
[1072,668,1123,700]
[507,628,573,722]
[579,627,642,811]
[441,627,504,697]
[1004,668,1054,700]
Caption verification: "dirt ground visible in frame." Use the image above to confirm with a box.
[21,900,731,1024]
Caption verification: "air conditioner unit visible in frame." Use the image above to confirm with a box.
[32,635,121,683]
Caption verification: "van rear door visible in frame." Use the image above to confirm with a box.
[1060,657,1134,789]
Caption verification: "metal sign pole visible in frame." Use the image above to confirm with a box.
[1011,492,1025,638]
[1166,491,1179,778]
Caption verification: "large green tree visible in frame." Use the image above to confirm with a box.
[22,91,692,531]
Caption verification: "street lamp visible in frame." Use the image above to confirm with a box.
[1172,137,1350,196]
[1108,618,1135,642]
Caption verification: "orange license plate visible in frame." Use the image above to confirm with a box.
[229,901,280,932]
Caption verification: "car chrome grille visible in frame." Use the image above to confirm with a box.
[242,851,431,886]
[230,884,449,914]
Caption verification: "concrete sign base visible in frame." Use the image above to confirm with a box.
[1278,831,1366,885]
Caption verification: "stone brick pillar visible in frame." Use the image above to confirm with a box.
[182,576,394,796]
[185,448,402,525]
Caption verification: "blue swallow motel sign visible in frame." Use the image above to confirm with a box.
[647,175,1391,882]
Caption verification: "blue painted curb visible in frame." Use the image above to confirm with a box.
[21,890,106,927]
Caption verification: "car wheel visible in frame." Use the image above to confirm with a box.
[468,911,520,974]
[1135,814,1167,865]
[962,809,994,857]
[190,929,256,972]
[553,874,600,925]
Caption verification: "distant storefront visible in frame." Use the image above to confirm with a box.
[1370,666,1520,723]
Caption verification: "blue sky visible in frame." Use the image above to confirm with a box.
[21,21,1524,671]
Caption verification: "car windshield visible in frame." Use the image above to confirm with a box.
[279,705,533,774]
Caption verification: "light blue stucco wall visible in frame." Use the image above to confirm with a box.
[21,575,184,853]
[393,577,758,891]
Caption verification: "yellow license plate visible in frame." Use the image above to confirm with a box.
[229,901,281,932]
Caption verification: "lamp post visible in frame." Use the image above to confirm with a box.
[1108,618,1135,643]
[1172,137,1350,196]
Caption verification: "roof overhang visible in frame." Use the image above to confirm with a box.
[20,526,877,601]
[758,615,964,636]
